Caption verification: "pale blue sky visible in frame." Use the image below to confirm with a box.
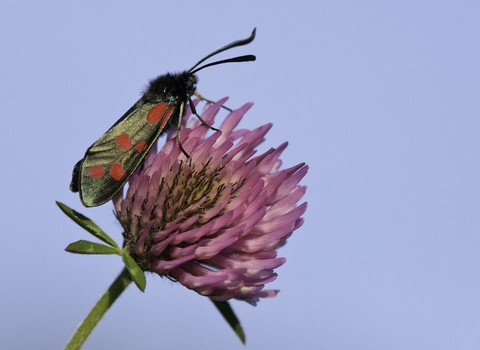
[1,1,480,349]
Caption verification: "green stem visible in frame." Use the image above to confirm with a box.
[65,268,132,350]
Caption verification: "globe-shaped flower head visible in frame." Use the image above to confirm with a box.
[113,98,308,305]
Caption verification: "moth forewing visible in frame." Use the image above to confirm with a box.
[78,102,178,207]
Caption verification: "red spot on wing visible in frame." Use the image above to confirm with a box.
[147,103,175,126]
[115,134,132,150]
[88,166,105,179]
[110,163,126,181]
[135,140,148,152]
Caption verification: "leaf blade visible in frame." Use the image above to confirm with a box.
[56,201,118,248]
[210,299,245,344]
[122,253,146,292]
[66,240,120,255]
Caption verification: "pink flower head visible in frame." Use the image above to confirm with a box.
[113,98,308,305]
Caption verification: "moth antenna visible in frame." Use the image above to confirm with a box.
[188,28,256,73]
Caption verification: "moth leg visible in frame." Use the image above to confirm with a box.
[194,91,232,112]
[189,96,221,133]
[177,102,190,158]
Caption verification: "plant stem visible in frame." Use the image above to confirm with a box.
[65,268,132,350]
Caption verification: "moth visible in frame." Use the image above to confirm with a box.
[70,29,256,207]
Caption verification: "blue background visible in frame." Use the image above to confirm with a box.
[1,1,479,349]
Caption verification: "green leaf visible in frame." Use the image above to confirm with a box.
[122,253,146,292]
[66,240,120,255]
[210,299,245,344]
[56,201,118,248]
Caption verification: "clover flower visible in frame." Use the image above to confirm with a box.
[113,98,308,305]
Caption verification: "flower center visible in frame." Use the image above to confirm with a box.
[120,158,245,271]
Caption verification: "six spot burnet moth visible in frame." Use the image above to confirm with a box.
[70,29,256,207]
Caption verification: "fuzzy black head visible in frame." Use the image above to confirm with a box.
[142,72,198,105]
